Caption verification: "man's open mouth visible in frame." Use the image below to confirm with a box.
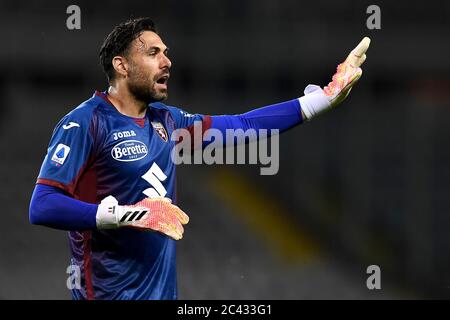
[156,75,169,85]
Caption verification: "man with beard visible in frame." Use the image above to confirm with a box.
[29,18,370,300]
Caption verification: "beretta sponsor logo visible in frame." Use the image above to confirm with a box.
[111,140,148,162]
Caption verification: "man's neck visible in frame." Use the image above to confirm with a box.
[106,85,147,118]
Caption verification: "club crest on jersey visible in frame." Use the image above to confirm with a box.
[151,122,168,142]
[51,143,70,166]
[111,140,148,162]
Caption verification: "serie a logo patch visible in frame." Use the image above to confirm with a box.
[51,143,70,166]
[151,121,168,142]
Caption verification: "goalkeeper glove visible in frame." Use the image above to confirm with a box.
[299,36,371,120]
[96,195,189,240]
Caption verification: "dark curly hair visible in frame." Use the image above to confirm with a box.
[99,17,157,83]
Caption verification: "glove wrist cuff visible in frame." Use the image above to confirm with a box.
[96,195,121,229]
[298,85,331,121]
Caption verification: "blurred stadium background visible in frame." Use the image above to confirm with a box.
[0,0,449,299]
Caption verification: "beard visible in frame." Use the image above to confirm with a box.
[127,63,168,103]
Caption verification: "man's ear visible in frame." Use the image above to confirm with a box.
[112,56,129,78]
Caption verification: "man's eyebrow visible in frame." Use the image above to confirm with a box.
[148,46,169,53]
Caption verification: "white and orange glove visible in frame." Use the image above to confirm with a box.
[299,37,371,120]
[96,196,189,240]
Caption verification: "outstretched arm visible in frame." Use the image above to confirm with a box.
[205,37,371,142]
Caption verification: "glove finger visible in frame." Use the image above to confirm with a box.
[174,219,184,235]
[352,37,371,57]
[161,218,184,235]
[128,219,184,240]
[359,54,367,66]
[171,205,190,225]
[151,197,188,224]
[348,67,363,87]
[340,68,362,96]
[351,53,367,68]
[346,37,371,66]
[158,222,183,240]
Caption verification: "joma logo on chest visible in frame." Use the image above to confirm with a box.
[113,130,137,140]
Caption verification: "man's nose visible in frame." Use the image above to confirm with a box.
[160,54,172,69]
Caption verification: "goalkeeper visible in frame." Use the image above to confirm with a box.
[29,17,370,300]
